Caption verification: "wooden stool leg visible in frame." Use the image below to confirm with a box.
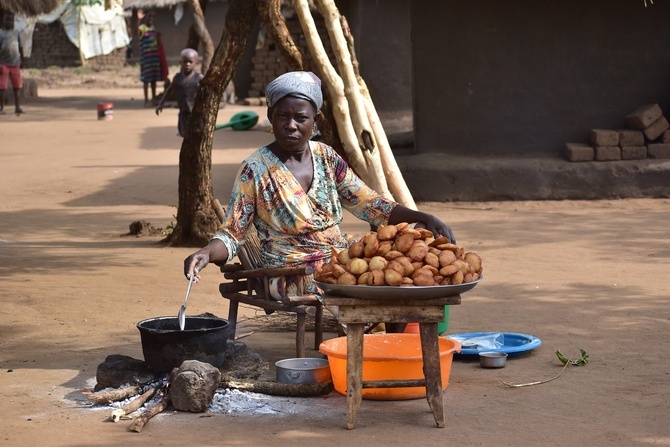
[227,300,239,340]
[296,312,306,358]
[314,303,324,349]
[346,323,365,429]
[419,323,445,428]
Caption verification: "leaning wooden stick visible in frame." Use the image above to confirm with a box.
[109,387,157,423]
[84,385,141,405]
[129,394,171,433]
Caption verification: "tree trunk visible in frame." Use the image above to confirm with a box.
[187,0,215,74]
[186,0,208,52]
[165,0,259,247]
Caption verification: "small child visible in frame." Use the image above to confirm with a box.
[155,48,203,137]
[0,12,24,115]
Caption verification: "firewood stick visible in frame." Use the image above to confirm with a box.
[85,385,141,405]
[109,387,157,422]
[129,394,171,433]
[221,379,333,397]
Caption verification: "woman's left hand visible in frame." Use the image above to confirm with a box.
[414,214,456,244]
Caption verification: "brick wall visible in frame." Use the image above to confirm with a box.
[248,14,334,100]
[24,22,126,69]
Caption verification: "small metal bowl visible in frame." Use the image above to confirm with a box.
[479,351,508,368]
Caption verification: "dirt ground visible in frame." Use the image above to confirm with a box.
[1,71,669,447]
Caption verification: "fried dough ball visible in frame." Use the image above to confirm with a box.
[376,240,393,257]
[367,269,385,286]
[416,228,435,240]
[395,222,409,231]
[429,236,450,247]
[384,268,403,286]
[377,225,398,241]
[384,250,404,260]
[438,250,457,267]
[439,264,460,277]
[451,270,464,285]
[347,258,369,276]
[407,240,429,262]
[358,272,370,285]
[401,276,414,285]
[395,233,415,253]
[464,252,483,273]
[348,240,364,258]
[368,256,388,271]
[332,264,346,278]
[337,272,357,285]
[413,274,436,286]
[396,256,415,276]
[464,272,480,283]
[452,259,471,275]
[424,252,440,269]
[401,228,422,240]
[363,233,379,258]
[386,260,405,276]
[337,249,350,265]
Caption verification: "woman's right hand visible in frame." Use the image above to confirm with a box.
[183,239,229,282]
[183,250,209,282]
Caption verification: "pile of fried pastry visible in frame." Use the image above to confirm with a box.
[315,222,483,287]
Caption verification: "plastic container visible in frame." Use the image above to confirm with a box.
[319,333,461,400]
[404,305,451,335]
[97,102,113,120]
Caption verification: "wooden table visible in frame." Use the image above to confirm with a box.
[322,294,461,429]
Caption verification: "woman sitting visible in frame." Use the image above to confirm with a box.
[183,71,456,331]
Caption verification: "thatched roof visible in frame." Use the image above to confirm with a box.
[122,0,186,9]
[0,0,63,16]
[122,0,237,10]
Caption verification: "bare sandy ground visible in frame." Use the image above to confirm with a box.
[0,86,669,447]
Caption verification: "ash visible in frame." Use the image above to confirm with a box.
[209,389,293,416]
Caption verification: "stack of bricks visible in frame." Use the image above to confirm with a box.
[565,103,670,162]
[245,13,333,104]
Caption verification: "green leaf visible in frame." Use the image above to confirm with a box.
[555,349,590,366]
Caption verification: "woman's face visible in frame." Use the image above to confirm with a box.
[268,96,317,153]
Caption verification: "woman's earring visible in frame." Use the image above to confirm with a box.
[311,124,317,137]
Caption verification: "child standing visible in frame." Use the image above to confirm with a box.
[138,10,167,107]
[0,11,24,115]
[155,48,203,137]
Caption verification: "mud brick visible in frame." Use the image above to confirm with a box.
[647,144,670,159]
[618,129,645,146]
[662,130,670,144]
[564,143,594,162]
[595,146,621,161]
[621,146,647,160]
[590,129,619,146]
[643,116,670,141]
[626,104,663,130]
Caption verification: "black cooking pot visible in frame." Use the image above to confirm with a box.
[137,316,229,373]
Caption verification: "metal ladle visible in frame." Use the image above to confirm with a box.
[178,273,195,331]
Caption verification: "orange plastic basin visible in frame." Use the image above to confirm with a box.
[319,333,461,400]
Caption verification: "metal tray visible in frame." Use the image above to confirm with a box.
[315,276,482,300]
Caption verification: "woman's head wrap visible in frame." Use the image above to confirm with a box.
[265,71,323,110]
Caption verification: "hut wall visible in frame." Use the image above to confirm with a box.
[410,0,670,157]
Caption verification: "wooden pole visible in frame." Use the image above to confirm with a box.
[293,0,380,192]
[338,15,417,209]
